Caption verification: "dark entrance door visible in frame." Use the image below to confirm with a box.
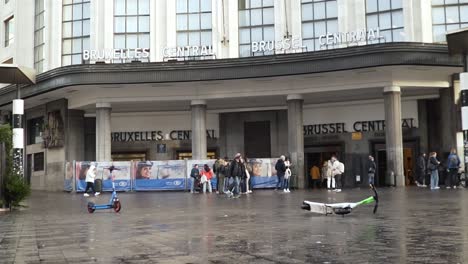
[244,121,271,158]
[304,144,344,188]
[372,140,418,187]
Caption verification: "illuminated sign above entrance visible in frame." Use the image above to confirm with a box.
[319,28,384,46]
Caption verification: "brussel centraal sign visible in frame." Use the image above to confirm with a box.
[319,28,384,46]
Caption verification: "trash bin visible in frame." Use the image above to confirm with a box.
[95,179,102,193]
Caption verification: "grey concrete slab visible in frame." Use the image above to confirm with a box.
[1,188,468,263]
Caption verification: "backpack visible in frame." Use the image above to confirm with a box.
[338,162,345,174]
[448,155,459,168]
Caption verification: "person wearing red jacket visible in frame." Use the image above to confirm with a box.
[201,164,214,193]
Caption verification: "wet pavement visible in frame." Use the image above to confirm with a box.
[1,187,468,264]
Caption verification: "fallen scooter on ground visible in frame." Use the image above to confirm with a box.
[301,185,379,216]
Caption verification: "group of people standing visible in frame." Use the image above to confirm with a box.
[189,153,253,198]
[274,155,292,193]
[416,148,461,190]
[189,153,295,197]
[309,155,346,192]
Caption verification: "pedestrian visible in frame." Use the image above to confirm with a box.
[190,164,200,193]
[215,158,227,194]
[326,159,334,191]
[214,158,222,194]
[228,153,244,198]
[428,152,441,190]
[243,157,252,194]
[84,163,100,197]
[283,157,292,193]
[368,155,376,186]
[310,164,321,189]
[321,161,330,189]
[201,164,213,193]
[275,155,286,190]
[416,153,427,187]
[446,148,461,189]
[330,156,344,192]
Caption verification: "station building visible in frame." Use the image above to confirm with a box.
[0,0,466,190]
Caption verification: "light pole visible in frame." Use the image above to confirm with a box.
[0,64,35,183]
[446,28,468,175]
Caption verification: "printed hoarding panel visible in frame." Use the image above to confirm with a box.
[75,161,131,192]
[133,160,186,190]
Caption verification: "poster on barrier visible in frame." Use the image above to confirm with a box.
[186,159,217,191]
[248,158,278,188]
[75,161,131,192]
[64,162,73,191]
[133,160,186,190]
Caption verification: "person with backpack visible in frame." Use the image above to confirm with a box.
[330,155,345,192]
[428,152,441,190]
[446,148,461,189]
[275,155,286,191]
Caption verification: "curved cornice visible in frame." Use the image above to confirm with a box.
[0,43,463,107]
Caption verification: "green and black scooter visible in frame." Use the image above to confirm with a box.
[301,185,379,216]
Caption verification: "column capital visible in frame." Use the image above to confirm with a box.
[191,99,207,106]
[287,94,303,101]
[383,86,401,93]
[96,102,111,108]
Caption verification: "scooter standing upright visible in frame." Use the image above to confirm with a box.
[87,176,121,213]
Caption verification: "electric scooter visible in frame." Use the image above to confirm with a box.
[301,184,379,216]
[87,178,121,213]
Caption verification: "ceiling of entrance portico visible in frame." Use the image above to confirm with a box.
[18,65,454,113]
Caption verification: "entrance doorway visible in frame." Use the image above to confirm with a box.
[372,140,418,186]
[304,144,344,188]
[176,151,217,160]
[244,121,271,158]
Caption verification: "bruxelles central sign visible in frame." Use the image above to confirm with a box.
[83,48,150,61]
[111,130,217,142]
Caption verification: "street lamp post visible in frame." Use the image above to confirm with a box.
[446,28,468,175]
[0,65,35,183]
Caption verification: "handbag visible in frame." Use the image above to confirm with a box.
[201,174,207,184]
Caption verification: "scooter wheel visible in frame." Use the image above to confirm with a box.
[113,201,121,213]
[87,202,95,213]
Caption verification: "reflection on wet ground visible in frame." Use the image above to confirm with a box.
[1,187,468,263]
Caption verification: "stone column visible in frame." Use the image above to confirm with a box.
[191,100,207,160]
[384,86,405,186]
[96,102,111,161]
[287,95,305,189]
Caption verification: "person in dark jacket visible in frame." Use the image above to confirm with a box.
[446,148,461,189]
[190,164,200,193]
[275,155,286,190]
[428,152,441,190]
[416,153,427,187]
[367,155,376,185]
[228,153,244,198]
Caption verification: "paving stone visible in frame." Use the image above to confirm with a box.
[2,188,468,263]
